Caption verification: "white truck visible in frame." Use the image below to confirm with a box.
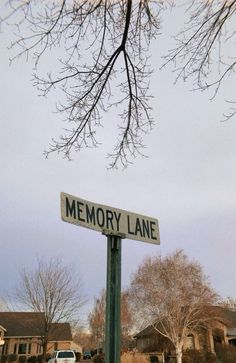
[48,350,76,363]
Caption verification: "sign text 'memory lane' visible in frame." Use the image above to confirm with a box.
[61,193,160,244]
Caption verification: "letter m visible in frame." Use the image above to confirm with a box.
[66,197,76,219]
[86,205,96,225]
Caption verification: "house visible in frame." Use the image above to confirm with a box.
[0,325,6,343]
[134,307,236,356]
[0,312,73,358]
[0,325,6,358]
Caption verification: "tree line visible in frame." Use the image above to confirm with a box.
[1,250,231,363]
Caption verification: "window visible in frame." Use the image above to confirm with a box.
[18,344,27,354]
[36,344,42,354]
[28,344,31,354]
[14,344,18,354]
[186,335,195,350]
[58,352,75,358]
[3,343,8,355]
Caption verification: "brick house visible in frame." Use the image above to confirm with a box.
[134,307,236,355]
[0,312,73,358]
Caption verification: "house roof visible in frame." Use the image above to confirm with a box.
[134,307,236,339]
[0,312,72,341]
[220,308,236,326]
[0,312,44,337]
[134,324,158,338]
[48,323,72,341]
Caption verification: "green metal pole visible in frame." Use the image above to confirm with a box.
[105,235,122,363]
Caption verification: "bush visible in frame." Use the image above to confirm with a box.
[19,356,27,363]
[203,351,216,363]
[36,356,42,363]
[183,349,217,363]
[74,352,81,362]
[1,355,7,363]
[215,344,236,363]
[183,349,203,363]
[121,352,149,363]
[7,355,17,362]
[27,356,37,363]
[92,353,105,363]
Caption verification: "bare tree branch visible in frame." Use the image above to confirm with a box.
[1,0,164,168]
[163,0,236,120]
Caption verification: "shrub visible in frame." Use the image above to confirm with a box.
[1,355,7,363]
[75,352,81,362]
[92,353,105,363]
[183,349,217,363]
[121,352,149,363]
[36,356,42,363]
[183,349,203,363]
[7,355,17,362]
[19,356,27,363]
[27,356,37,363]
[203,351,216,363]
[215,344,236,363]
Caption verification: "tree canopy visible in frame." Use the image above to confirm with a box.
[129,250,218,363]
[89,289,133,350]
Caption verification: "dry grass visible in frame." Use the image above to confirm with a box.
[121,352,149,363]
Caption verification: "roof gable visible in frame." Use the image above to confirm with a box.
[0,312,72,341]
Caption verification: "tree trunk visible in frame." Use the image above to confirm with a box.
[42,338,48,363]
[176,344,183,363]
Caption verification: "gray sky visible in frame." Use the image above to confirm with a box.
[0,4,236,324]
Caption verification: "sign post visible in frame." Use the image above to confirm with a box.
[61,192,160,363]
[105,235,122,363]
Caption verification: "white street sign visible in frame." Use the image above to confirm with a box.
[61,192,160,244]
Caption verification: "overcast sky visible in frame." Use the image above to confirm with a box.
[1,3,236,325]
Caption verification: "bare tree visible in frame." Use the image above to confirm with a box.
[89,289,106,350]
[0,298,11,312]
[0,0,167,168]
[163,0,236,119]
[89,289,133,350]
[16,257,85,361]
[129,250,219,363]
[73,329,93,352]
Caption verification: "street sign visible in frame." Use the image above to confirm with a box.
[61,192,160,244]
[60,191,160,363]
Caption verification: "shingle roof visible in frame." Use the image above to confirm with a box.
[220,308,236,326]
[0,312,44,337]
[0,312,72,341]
[48,323,72,341]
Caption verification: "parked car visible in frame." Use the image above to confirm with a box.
[83,351,92,360]
[48,350,76,363]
